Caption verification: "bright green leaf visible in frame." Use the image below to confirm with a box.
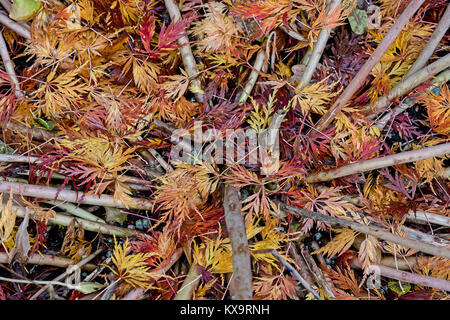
[76,282,105,294]
[348,7,368,35]
[388,281,412,295]
[10,0,41,21]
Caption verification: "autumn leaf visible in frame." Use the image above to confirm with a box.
[0,193,17,254]
[291,77,339,116]
[161,69,190,102]
[358,235,380,271]
[105,237,161,289]
[312,228,358,258]
[423,85,450,137]
[32,68,88,116]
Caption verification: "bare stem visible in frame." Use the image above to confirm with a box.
[370,53,450,114]
[13,204,144,237]
[309,0,425,136]
[272,249,322,300]
[288,245,315,287]
[223,184,252,300]
[238,50,266,105]
[306,142,450,183]
[404,3,450,77]
[30,248,104,300]
[299,242,336,299]
[0,180,154,209]
[173,263,200,300]
[406,210,450,228]
[2,121,55,141]
[278,202,450,260]
[0,11,30,39]
[163,0,204,104]
[374,68,450,130]
[43,200,106,223]
[0,252,97,270]
[298,0,341,89]
[0,30,22,98]
[369,264,450,292]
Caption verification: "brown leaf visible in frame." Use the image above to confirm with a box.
[9,212,30,264]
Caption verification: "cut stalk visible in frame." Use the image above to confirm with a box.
[223,184,252,300]
[309,0,425,136]
[0,181,154,209]
[279,202,450,260]
[404,3,450,77]
[164,0,204,104]
[298,0,341,89]
[306,142,450,183]
[13,204,143,237]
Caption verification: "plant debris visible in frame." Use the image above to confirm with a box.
[0,0,449,301]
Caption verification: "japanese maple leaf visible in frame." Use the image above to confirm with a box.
[136,15,156,54]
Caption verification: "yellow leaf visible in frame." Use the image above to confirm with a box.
[113,180,134,209]
[105,237,161,289]
[312,228,358,258]
[0,193,17,253]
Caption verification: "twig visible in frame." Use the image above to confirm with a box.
[267,109,287,148]
[30,248,104,300]
[173,263,200,300]
[305,142,450,183]
[238,50,266,105]
[0,153,153,188]
[223,184,252,300]
[404,3,450,77]
[0,180,154,209]
[352,256,418,271]
[404,226,450,248]
[100,279,120,300]
[368,53,450,114]
[330,192,450,229]
[288,245,314,287]
[272,250,322,300]
[163,0,204,104]
[278,202,450,259]
[0,276,87,291]
[148,147,174,172]
[308,240,337,299]
[13,204,144,237]
[0,153,39,163]
[0,0,11,12]
[309,0,425,136]
[298,0,341,89]
[299,242,336,299]
[406,210,450,228]
[0,30,22,98]
[0,252,96,271]
[368,264,450,292]
[0,11,30,39]
[43,200,106,223]
[279,25,307,42]
[374,68,450,130]
[3,121,55,141]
